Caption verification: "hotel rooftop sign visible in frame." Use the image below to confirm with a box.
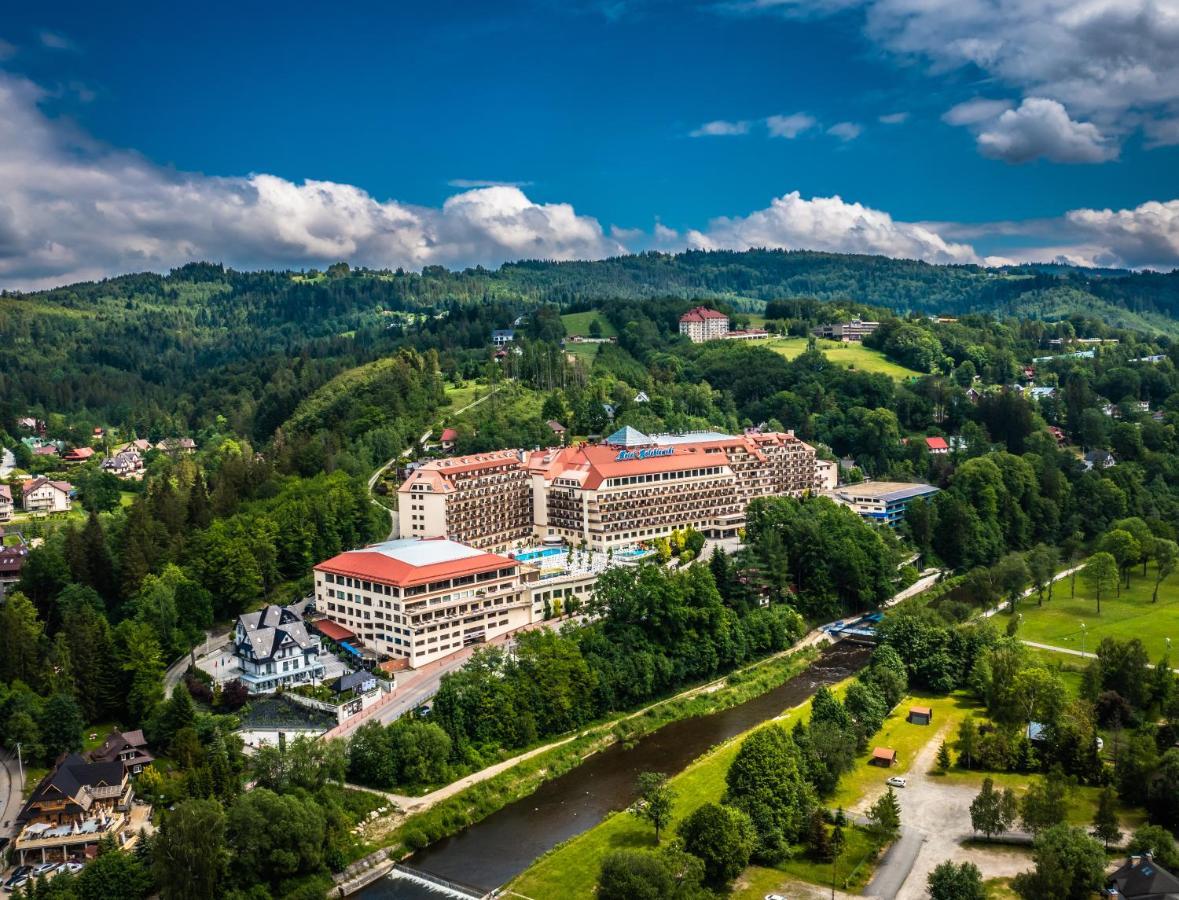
[614,447,675,462]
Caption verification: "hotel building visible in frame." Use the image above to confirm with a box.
[824,481,939,527]
[399,428,820,553]
[679,306,730,342]
[527,427,817,550]
[313,538,537,668]
[399,450,533,550]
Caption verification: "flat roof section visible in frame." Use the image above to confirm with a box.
[835,482,939,503]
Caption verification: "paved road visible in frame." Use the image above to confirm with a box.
[981,563,1086,618]
[0,750,24,840]
[0,447,14,478]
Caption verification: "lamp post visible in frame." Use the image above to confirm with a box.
[1080,623,1087,657]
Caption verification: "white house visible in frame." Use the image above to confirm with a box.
[0,485,12,522]
[1083,450,1117,471]
[101,449,145,479]
[21,477,73,513]
[233,605,325,694]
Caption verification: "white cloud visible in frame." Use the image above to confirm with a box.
[739,0,1179,156]
[690,119,751,137]
[685,191,980,264]
[766,112,817,138]
[878,111,909,125]
[975,98,1117,164]
[942,98,1013,127]
[0,72,625,290]
[38,31,74,51]
[1062,199,1179,270]
[826,121,863,141]
[447,178,534,189]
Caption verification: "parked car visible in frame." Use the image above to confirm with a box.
[55,862,83,877]
[765,895,789,900]
[886,776,908,788]
[31,863,59,877]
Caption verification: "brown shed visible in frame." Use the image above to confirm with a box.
[871,747,898,767]
[908,706,933,725]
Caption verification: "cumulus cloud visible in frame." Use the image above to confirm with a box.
[1063,199,1179,270]
[689,119,751,137]
[738,0,1179,157]
[0,72,625,290]
[685,191,980,264]
[878,111,909,125]
[975,98,1117,164]
[766,112,817,138]
[826,121,863,142]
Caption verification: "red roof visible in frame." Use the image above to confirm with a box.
[440,428,459,442]
[680,306,728,323]
[316,546,517,587]
[924,436,949,451]
[64,447,96,461]
[313,620,356,642]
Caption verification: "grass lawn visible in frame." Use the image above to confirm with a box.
[1014,562,1179,662]
[441,379,484,412]
[985,876,1019,899]
[828,692,977,811]
[564,342,600,365]
[735,824,879,898]
[82,722,118,751]
[510,677,883,899]
[561,310,617,338]
[119,491,137,508]
[766,337,922,380]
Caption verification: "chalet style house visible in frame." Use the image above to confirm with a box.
[21,477,73,513]
[13,754,139,865]
[0,484,13,522]
[89,729,155,776]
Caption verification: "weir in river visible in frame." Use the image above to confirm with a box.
[358,641,870,899]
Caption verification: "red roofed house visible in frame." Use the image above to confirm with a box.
[924,436,949,455]
[1047,426,1067,446]
[314,537,536,668]
[679,306,730,343]
[63,446,96,464]
[22,477,73,513]
[34,444,59,458]
[439,427,459,452]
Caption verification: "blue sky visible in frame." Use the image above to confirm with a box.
[1,0,1178,288]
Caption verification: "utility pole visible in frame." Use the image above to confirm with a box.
[15,741,24,787]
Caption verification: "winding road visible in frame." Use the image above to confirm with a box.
[0,447,14,477]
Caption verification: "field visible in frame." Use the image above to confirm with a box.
[441,378,485,413]
[509,677,883,900]
[561,310,617,338]
[1014,563,1179,662]
[766,336,922,380]
[564,341,600,365]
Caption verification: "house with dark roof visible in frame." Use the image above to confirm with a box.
[1084,449,1117,471]
[1105,853,1179,898]
[233,604,324,694]
[88,729,154,776]
[0,529,30,600]
[13,753,138,865]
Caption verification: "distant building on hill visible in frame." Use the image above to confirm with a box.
[825,481,939,527]
[679,306,729,342]
[812,319,879,342]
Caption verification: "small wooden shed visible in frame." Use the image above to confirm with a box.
[870,747,897,767]
[908,705,933,725]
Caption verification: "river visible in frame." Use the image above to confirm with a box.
[360,641,870,898]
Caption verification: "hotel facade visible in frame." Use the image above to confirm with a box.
[399,427,820,552]
[313,538,536,668]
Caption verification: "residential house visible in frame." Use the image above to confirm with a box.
[13,753,138,865]
[233,604,325,694]
[0,529,29,600]
[33,444,59,459]
[439,428,458,452]
[965,387,982,404]
[16,417,37,430]
[88,730,154,776]
[491,328,515,347]
[116,439,152,454]
[602,403,616,421]
[1105,853,1179,898]
[0,484,12,522]
[62,447,96,464]
[634,391,650,404]
[923,436,949,455]
[21,477,73,513]
[155,437,196,454]
[101,449,145,479]
[1084,450,1117,471]
[1047,426,1067,446]
[546,420,567,439]
[1029,386,1056,401]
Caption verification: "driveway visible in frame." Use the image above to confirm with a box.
[0,447,14,478]
[859,723,1032,899]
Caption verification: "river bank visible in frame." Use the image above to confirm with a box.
[351,642,868,898]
